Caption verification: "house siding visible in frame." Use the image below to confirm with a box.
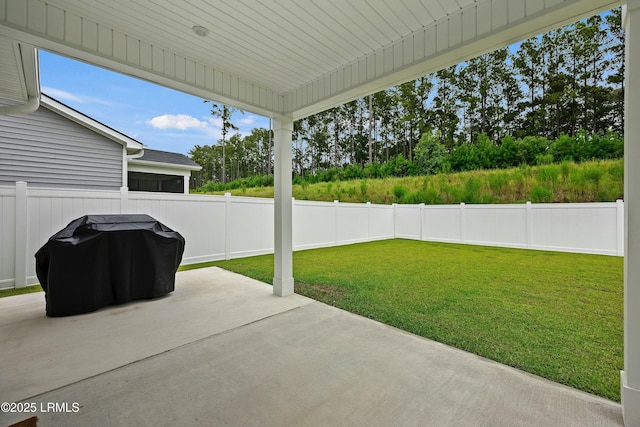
[0,101,123,189]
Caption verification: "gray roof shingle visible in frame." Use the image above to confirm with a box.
[137,149,199,167]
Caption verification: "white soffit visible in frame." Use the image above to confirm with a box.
[0,0,622,119]
[0,34,38,104]
[0,35,27,102]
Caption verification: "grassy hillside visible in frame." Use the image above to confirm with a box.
[196,159,623,205]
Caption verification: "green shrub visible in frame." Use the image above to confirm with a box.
[530,185,553,203]
[584,166,604,187]
[423,188,441,205]
[535,154,554,165]
[414,132,450,175]
[609,161,624,180]
[537,165,560,189]
[496,135,524,168]
[438,179,464,204]
[403,191,423,204]
[393,184,408,202]
[560,161,571,183]
[463,177,483,203]
[488,172,509,193]
[360,180,368,196]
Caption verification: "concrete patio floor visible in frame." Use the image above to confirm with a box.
[0,267,623,427]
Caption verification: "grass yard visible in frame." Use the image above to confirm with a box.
[203,239,623,402]
[0,284,42,298]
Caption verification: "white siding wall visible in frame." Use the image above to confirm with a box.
[0,183,625,289]
[0,101,123,189]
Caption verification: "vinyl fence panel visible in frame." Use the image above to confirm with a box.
[421,204,463,242]
[395,204,421,240]
[293,200,336,250]
[336,202,370,245]
[0,182,624,289]
[227,195,274,259]
[530,202,621,256]
[369,204,395,241]
[464,204,528,249]
[125,191,228,264]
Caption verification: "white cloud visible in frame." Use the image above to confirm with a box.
[202,126,223,140]
[206,115,257,132]
[41,86,120,108]
[41,87,84,103]
[147,114,209,130]
[238,115,257,126]
[208,117,223,128]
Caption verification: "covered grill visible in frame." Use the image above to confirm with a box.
[35,214,185,317]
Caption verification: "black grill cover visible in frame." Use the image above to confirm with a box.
[35,214,185,317]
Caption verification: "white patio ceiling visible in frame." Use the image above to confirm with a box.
[0,0,621,120]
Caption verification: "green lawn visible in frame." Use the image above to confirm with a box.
[0,284,42,298]
[204,239,623,402]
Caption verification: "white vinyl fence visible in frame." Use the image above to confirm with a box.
[0,182,624,289]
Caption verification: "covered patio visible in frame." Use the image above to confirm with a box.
[0,267,623,426]
[1,0,639,424]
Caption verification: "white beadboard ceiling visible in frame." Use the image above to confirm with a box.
[0,0,622,119]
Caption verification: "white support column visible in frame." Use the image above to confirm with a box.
[623,2,640,426]
[272,115,294,296]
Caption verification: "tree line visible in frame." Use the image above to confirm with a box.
[190,9,624,188]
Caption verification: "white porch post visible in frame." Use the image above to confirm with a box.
[272,115,294,296]
[623,2,640,426]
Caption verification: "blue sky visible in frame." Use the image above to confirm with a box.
[38,50,270,155]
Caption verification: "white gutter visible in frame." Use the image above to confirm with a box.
[0,43,40,115]
[123,149,145,187]
[0,94,40,114]
[127,149,145,160]
[128,158,202,171]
